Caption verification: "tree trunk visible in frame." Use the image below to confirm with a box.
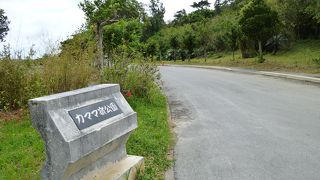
[97,23,104,69]
[258,40,264,63]
[232,49,235,61]
[317,24,320,39]
[95,17,119,70]
[204,49,207,62]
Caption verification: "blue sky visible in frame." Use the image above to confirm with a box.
[0,0,211,57]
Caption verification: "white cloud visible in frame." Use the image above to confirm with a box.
[0,0,85,56]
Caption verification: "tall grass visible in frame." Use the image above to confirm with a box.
[165,40,320,73]
[0,32,98,111]
[102,48,161,102]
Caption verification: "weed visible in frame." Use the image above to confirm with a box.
[102,51,160,102]
[127,88,171,179]
[164,40,320,73]
[312,57,320,67]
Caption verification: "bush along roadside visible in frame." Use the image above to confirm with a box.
[101,53,172,179]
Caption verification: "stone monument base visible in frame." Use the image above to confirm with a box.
[82,155,144,180]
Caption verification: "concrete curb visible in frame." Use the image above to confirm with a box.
[157,80,176,180]
[163,84,176,180]
[166,64,320,84]
[257,71,320,83]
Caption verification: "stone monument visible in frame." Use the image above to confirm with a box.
[28,84,144,180]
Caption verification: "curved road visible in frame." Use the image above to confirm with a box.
[160,66,320,180]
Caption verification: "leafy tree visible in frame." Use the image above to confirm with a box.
[170,0,215,26]
[172,9,188,26]
[228,27,239,61]
[274,0,319,40]
[0,9,10,42]
[189,0,214,23]
[186,9,215,24]
[169,34,180,61]
[103,19,142,60]
[214,0,222,15]
[239,0,279,62]
[149,0,165,34]
[79,0,141,68]
[145,32,167,60]
[197,25,212,61]
[145,40,157,60]
[60,30,95,63]
[182,26,197,61]
[306,0,320,23]
[141,0,165,41]
[191,0,211,10]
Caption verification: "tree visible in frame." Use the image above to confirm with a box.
[169,34,180,61]
[189,0,214,23]
[191,0,211,10]
[0,9,10,42]
[79,0,141,68]
[172,9,188,26]
[103,19,142,59]
[141,0,165,41]
[273,0,320,40]
[307,0,320,23]
[239,0,279,62]
[306,1,320,39]
[149,0,165,34]
[228,27,239,61]
[197,25,212,62]
[214,0,222,15]
[145,40,157,60]
[182,28,197,61]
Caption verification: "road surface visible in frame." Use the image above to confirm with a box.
[160,66,320,180]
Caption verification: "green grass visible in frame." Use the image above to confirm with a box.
[0,116,44,180]
[127,89,172,179]
[165,40,320,74]
[0,88,171,179]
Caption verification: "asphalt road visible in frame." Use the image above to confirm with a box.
[160,66,320,180]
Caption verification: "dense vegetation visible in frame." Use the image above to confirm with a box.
[2,0,320,70]
[0,1,171,179]
[145,0,320,63]
[166,40,320,73]
[0,0,319,178]
[75,0,320,68]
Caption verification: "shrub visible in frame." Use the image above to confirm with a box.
[102,51,160,102]
[312,57,320,67]
[0,60,48,111]
[0,31,98,110]
[23,68,47,104]
[42,55,97,94]
[42,32,98,94]
[0,60,26,110]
